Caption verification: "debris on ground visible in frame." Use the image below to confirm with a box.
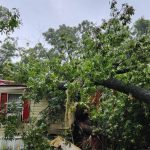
[49,136,81,150]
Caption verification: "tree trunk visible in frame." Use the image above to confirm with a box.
[94,78,150,104]
[58,78,150,105]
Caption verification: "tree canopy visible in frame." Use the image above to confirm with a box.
[0,5,20,33]
[134,17,150,36]
[0,5,21,78]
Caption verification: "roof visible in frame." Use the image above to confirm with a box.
[0,84,27,87]
[0,80,27,93]
[0,79,15,85]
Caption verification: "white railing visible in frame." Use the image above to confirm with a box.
[0,136,24,150]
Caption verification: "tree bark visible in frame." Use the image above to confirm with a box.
[94,78,150,105]
[58,78,150,105]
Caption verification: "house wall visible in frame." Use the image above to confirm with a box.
[0,99,48,137]
[30,99,48,121]
[0,128,5,137]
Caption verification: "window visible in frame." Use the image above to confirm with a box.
[0,93,30,122]
[7,94,22,114]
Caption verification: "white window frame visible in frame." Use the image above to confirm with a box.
[7,93,23,117]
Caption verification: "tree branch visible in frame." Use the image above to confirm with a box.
[94,78,150,104]
[58,78,150,105]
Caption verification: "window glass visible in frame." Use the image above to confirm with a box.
[7,94,22,114]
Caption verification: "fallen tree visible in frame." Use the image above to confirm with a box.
[94,78,150,104]
[58,78,150,105]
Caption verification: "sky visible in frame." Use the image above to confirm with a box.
[0,0,150,47]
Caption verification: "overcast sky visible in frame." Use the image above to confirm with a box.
[1,0,150,47]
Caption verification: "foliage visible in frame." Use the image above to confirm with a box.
[4,115,21,139]
[2,100,22,139]
[91,89,150,149]
[0,5,20,33]
[0,5,20,78]
[38,1,150,148]
[0,37,18,67]
[23,125,52,150]
[133,17,150,36]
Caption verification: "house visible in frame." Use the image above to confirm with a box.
[0,79,28,121]
[0,79,76,149]
[0,79,48,149]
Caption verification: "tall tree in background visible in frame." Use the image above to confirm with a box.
[0,5,20,78]
[134,17,150,36]
[0,5,20,33]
